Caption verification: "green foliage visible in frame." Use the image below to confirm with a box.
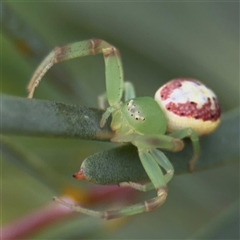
[2,95,111,140]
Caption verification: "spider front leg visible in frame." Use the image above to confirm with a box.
[53,147,169,220]
[27,38,124,106]
[169,128,200,171]
[99,81,136,127]
[111,132,183,196]
[120,148,174,191]
[98,81,136,110]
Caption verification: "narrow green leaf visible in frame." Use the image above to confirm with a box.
[1,95,112,140]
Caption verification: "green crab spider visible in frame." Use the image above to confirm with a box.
[27,38,221,220]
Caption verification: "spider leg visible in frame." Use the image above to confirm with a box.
[111,133,184,152]
[53,148,168,220]
[27,39,124,109]
[150,149,174,183]
[124,81,136,101]
[98,81,136,110]
[99,81,136,127]
[119,181,154,192]
[119,149,174,191]
[169,128,200,172]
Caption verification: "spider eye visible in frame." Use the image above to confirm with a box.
[127,100,145,121]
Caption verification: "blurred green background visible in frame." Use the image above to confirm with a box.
[2,2,239,239]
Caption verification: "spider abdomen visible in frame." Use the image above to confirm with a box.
[154,78,221,136]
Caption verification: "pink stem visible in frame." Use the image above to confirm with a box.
[1,186,136,239]
[1,197,75,240]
